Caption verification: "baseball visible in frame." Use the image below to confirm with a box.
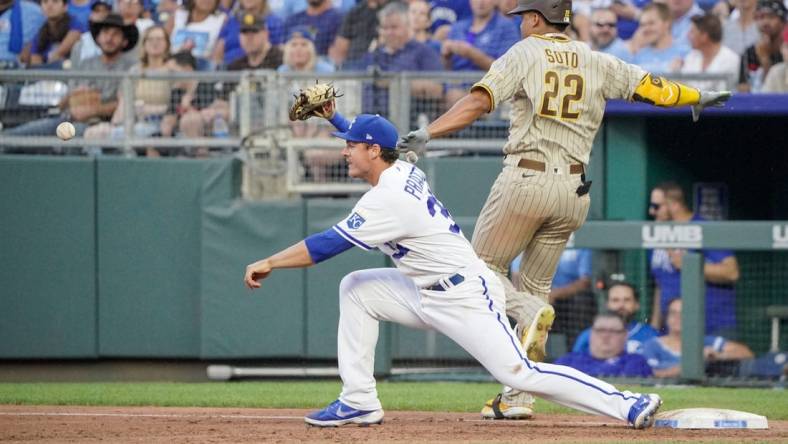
[56,122,76,140]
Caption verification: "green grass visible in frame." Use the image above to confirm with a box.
[0,381,786,420]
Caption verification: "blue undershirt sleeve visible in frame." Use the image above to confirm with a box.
[304,227,354,263]
[328,111,350,132]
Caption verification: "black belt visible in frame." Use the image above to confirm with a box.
[425,273,465,292]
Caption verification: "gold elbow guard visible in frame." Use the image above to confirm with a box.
[632,74,700,107]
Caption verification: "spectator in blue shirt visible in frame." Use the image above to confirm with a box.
[0,0,45,67]
[360,1,442,114]
[429,0,472,38]
[572,281,659,355]
[442,0,518,105]
[68,0,93,29]
[642,299,753,378]
[589,7,633,62]
[214,0,284,67]
[31,0,86,65]
[555,312,653,378]
[283,0,342,56]
[648,182,740,336]
[442,0,519,71]
[632,2,688,73]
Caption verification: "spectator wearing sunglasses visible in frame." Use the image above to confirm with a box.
[647,182,740,337]
[590,8,632,62]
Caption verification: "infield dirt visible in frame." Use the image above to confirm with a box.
[1,405,786,443]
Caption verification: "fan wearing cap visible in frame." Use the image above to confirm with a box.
[738,0,786,92]
[762,25,788,92]
[226,12,282,70]
[2,12,136,139]
[69,0,111,64]
[278,26,334,73]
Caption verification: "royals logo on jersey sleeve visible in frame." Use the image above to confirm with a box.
[346,212,366,230]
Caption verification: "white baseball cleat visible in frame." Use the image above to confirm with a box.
[628,394,663,429]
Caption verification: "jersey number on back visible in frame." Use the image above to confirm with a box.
[427,193,461,234]
[538,71,584,120]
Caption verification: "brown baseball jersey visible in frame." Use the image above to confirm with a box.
[468,34,646,330]
[473,34,647,165]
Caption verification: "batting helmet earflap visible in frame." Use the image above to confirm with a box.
[508,0,573,25]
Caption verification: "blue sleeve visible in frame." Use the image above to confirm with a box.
[704,335,726,352]
[578,249,592,278]
[640,338,662,368]
[328,111,350,132]
[703,249,734,264]
[304,227,354,263]
[70,14,86,33]
[22,2,46,44]
[572,329,591,353]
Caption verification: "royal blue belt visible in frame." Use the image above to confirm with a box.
[425,273,465,292]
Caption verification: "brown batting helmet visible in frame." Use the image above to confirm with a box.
[508,0,573,25]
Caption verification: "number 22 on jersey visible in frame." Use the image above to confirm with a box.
[538,70,585,120]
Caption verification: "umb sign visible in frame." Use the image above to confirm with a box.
[774,225,788,249]
[642,224,703,248]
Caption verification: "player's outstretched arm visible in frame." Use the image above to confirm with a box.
[244,241,314,289]
[631,73,732,122]
[397,89,491,150]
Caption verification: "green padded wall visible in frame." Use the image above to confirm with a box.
[424,157,500,218]
[304,199,389,358]
[605,118,648,220]
[96,158,207,357]
[201,200,306,358]
[0,157,97,358]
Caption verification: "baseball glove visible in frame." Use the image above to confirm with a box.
[288,82,343,121]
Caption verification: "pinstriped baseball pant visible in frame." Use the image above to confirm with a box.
[471,155,591,328]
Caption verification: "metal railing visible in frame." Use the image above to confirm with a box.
[0,69,739,198]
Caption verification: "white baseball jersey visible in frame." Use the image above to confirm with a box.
[332,160,483,287]
[474,34,647,165]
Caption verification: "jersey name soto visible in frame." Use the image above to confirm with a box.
[544,49,578,68]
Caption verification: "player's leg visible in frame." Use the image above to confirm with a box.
[471,163,554,419]
[514,179,591,358]
[305,268,429,427]
[427,273,661,428]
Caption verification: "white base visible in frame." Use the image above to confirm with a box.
[654,408,768,429]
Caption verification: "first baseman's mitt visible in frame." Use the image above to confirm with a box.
[288,82,343,121]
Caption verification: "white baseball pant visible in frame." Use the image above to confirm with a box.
[336,265,640,421]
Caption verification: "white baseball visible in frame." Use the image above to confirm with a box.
[56,122,76,140]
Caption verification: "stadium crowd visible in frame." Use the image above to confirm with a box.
[0,0,786,145]
[1,0,786,85]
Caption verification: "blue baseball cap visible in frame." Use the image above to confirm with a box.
[332,114,399,150]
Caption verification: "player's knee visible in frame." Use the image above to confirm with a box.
[338,271,365,299]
